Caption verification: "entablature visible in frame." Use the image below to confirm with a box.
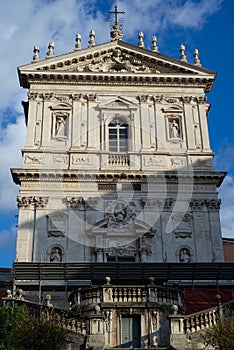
[11,168,226,187]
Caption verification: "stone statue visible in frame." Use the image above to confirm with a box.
[179,248,192,263]
[170,119,180,138]
[56,116,67,137]
[50,248,62,262]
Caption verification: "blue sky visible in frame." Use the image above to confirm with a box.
[0,0,233,267]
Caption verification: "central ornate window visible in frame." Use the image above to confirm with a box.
[108,118,128,152]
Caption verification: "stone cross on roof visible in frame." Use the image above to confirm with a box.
[108,2,125,41]
[108,2,125,26]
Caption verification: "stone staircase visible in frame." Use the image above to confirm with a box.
[3,293,234,350]
[170,299,234,350]
[3,296,86,350]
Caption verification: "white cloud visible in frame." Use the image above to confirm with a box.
[118,0,223,39]
[219,175,234,238]
[0,116,26,211]
[0,0,224,114]
[170,0,223,28]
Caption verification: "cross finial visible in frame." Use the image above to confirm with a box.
[108,1,126,41]
[108,1,125,26]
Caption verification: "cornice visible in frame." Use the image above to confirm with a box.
[11,168,226,187]
[19,71,214,92]
[18,40,216,92]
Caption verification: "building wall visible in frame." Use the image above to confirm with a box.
[223,238,234,262]
[15,87,224,264]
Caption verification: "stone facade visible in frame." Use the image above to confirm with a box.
[12,22,226,349]
[13,40,225,265]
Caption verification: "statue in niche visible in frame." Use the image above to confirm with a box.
[169,118,181,139]
[55,115,67,137]
[50,247,62,262]
[179,248,192,263]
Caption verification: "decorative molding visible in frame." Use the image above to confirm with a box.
[104,200,136,230]
[61,48,161,74]
[66,197,85,208]
[28,92,42,102]
[190,199,204,211]
[141,198,164,209]
[138,94,150,103]
[17,196,48,209]
[143,156,166,167]
[190,199,221,211]
[175,232,192,239]
[164,198,174,210]
[206,199,221,211]
[47,212,67,237]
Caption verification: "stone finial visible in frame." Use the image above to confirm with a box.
[46,41,54,59]
[89,30,96,47]
[95,305,101,314]
[6,289,12,299]
[171,305,179,315]
[32,45,40,62]
[15,288,24,300]
[152,36,158,52]
[45,294,53,307]
[75,34,82,51]
[193,49,201,66]
[180,44,187,62]
[105,276,111,285]
[138,31,145,48]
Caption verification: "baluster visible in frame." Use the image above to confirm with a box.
[132,288,136,302]
[128,287,132,302]
[82,321,86,335]
[71,318,76,332]
[77,321,82,333]
[185,318,191,333]
[142,288,147,302]
[200,313,205,329]
[123,288,127,302]
[113,288,118,302]
[67,319,72,331]
[195,315,200,331]
[118,288,122,302]
[61,315,66,329]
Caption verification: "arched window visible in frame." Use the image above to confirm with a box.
[108,118,128,152]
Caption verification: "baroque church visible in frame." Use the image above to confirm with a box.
[10,5,232,350]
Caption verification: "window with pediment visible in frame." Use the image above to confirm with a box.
[108,118,129,152]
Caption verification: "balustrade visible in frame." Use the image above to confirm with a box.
[108,154,130,166]
[4,299,86,335]
[92,284,183,305]
[183,308,218,334]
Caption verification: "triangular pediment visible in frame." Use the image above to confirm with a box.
[19,40,214,75]
[98,96,138,110]
[89,217,153,235]
[18,40,216,91]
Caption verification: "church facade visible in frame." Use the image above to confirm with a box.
[11,14,226,349]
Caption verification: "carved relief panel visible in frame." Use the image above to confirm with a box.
[47,212,67,237]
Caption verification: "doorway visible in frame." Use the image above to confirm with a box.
[121,315,141,348]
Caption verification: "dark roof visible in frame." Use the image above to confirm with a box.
[13,262,234,285]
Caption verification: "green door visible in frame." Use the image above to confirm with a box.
[122,316,141,348]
